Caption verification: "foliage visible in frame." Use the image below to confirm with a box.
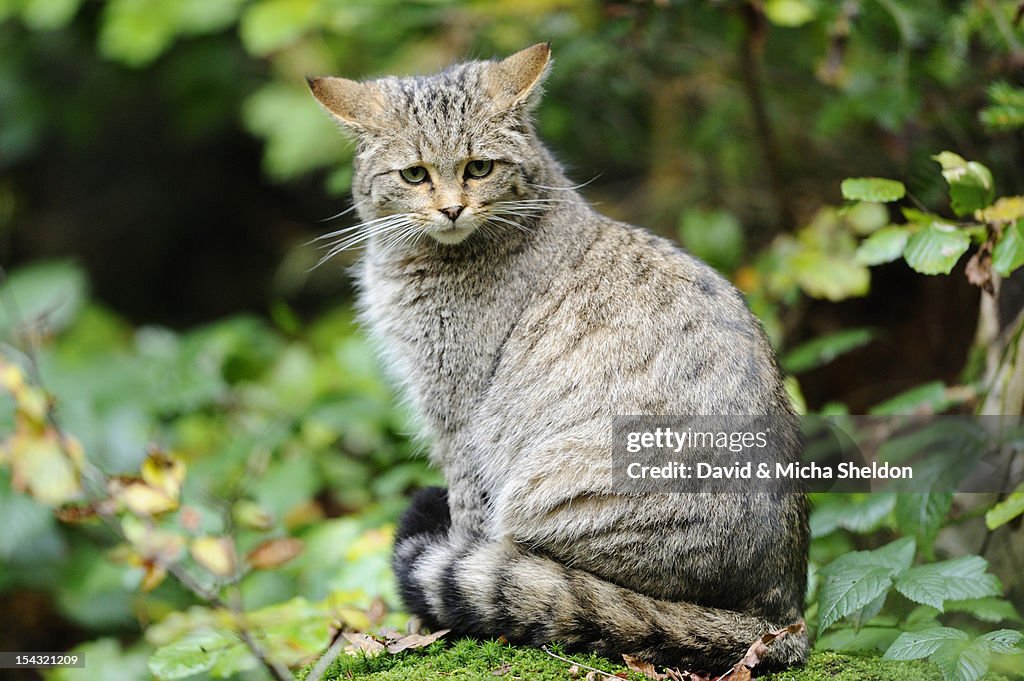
[0,260,436,679]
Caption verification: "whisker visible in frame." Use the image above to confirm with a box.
[309,213,410,244]
[528,175,600,191]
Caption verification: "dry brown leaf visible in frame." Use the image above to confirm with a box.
[246,537,303,569]
[342,632,386,657]
[367,597,387,627]
[712,664,751,681]
[585,673,598,681]
[568,664,581,678]
[623,653,666,679]
[965,233,995,294]
[738,621,806,669]
[491,663,512,676]
[384,628,450,654]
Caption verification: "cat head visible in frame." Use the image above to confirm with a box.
[309,43,554,246]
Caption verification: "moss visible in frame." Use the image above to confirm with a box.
[307,639,963,681]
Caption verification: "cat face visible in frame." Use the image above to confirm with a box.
[309,44,552,246]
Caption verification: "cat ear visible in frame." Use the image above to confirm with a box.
[307,76,384,132]
[485,42,552,111]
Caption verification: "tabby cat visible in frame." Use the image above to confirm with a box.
[308,43,809,673]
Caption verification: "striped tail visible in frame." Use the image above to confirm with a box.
[392,487,808,674]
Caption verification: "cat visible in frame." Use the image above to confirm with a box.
[308,42,809,673]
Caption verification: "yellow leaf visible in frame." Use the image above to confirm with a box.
[0,359,26,394]
[140,449,186,501]
[141,563,168,592]
[9,427,82,505]
[16,385,51,425]
[191,536,236,577]
[345,526,392,561]
[977,196,1024,224]
[232,499,274,531]
[111,479,178,516]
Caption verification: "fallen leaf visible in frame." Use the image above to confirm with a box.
[343,633,385,657]
[738,621,806,669]
[568,664,581,678]
[585,673,598,681]
[623,653,666,679]
[712,664,751,681]
[385,628,450,654]
[492,663,512,676]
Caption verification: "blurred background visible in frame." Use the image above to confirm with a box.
[1,1,1023,679]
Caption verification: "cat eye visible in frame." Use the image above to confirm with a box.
[465,160,494,179]
[400,166,429,184]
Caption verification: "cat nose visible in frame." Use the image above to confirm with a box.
[439,205,464,221]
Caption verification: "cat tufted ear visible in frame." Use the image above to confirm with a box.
[484,42,552,111]
[307,76,385,132]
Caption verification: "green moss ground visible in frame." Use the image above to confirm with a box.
[306,639,968,681]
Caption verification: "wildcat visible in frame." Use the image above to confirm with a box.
[308,43,809,673]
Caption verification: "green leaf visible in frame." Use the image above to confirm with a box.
[903,222,970,275]
[820,537,917,577]
[844,202,890,235]
[20,0,82,29]
[869,381,950,416]
[239,0,321,56]
[0,260,87,338]
[763,0,816,26]
[792,252,870,301]
[884,627,969,661]
[99,0,179,66]
[148,629,244,680]
[977,629,1024,655]
[894,492,952,556]
[241,83,350,180]
[894,556,1001,611]
[992,219,1024,277]
[818,566,894,632]
[945,598,1022,624]
[678,208,745,273]
[841,178,907,203]
[48,638,151,681]
[856,227,910,265]
[809,494,895,537]
[985,484,1024,530]
[817,538,916,632]
[781,328,876,374]
[933,152,996,216]
[931,637,989,681]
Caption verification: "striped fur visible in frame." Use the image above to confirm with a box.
[310,44,809,674]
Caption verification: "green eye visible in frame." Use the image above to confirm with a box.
[400,166,429,184]
[465,159,493,179]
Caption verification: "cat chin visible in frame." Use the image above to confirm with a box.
[427,223,477,245]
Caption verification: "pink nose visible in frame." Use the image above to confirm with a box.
[440,205,464,221]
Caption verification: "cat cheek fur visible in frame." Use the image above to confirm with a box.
[310,42,809,673]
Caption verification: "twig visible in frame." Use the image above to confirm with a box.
[305,634,349,681]
[737,1,795,229]
[541,645,621,679]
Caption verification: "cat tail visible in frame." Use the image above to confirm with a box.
[392,490,807,674]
